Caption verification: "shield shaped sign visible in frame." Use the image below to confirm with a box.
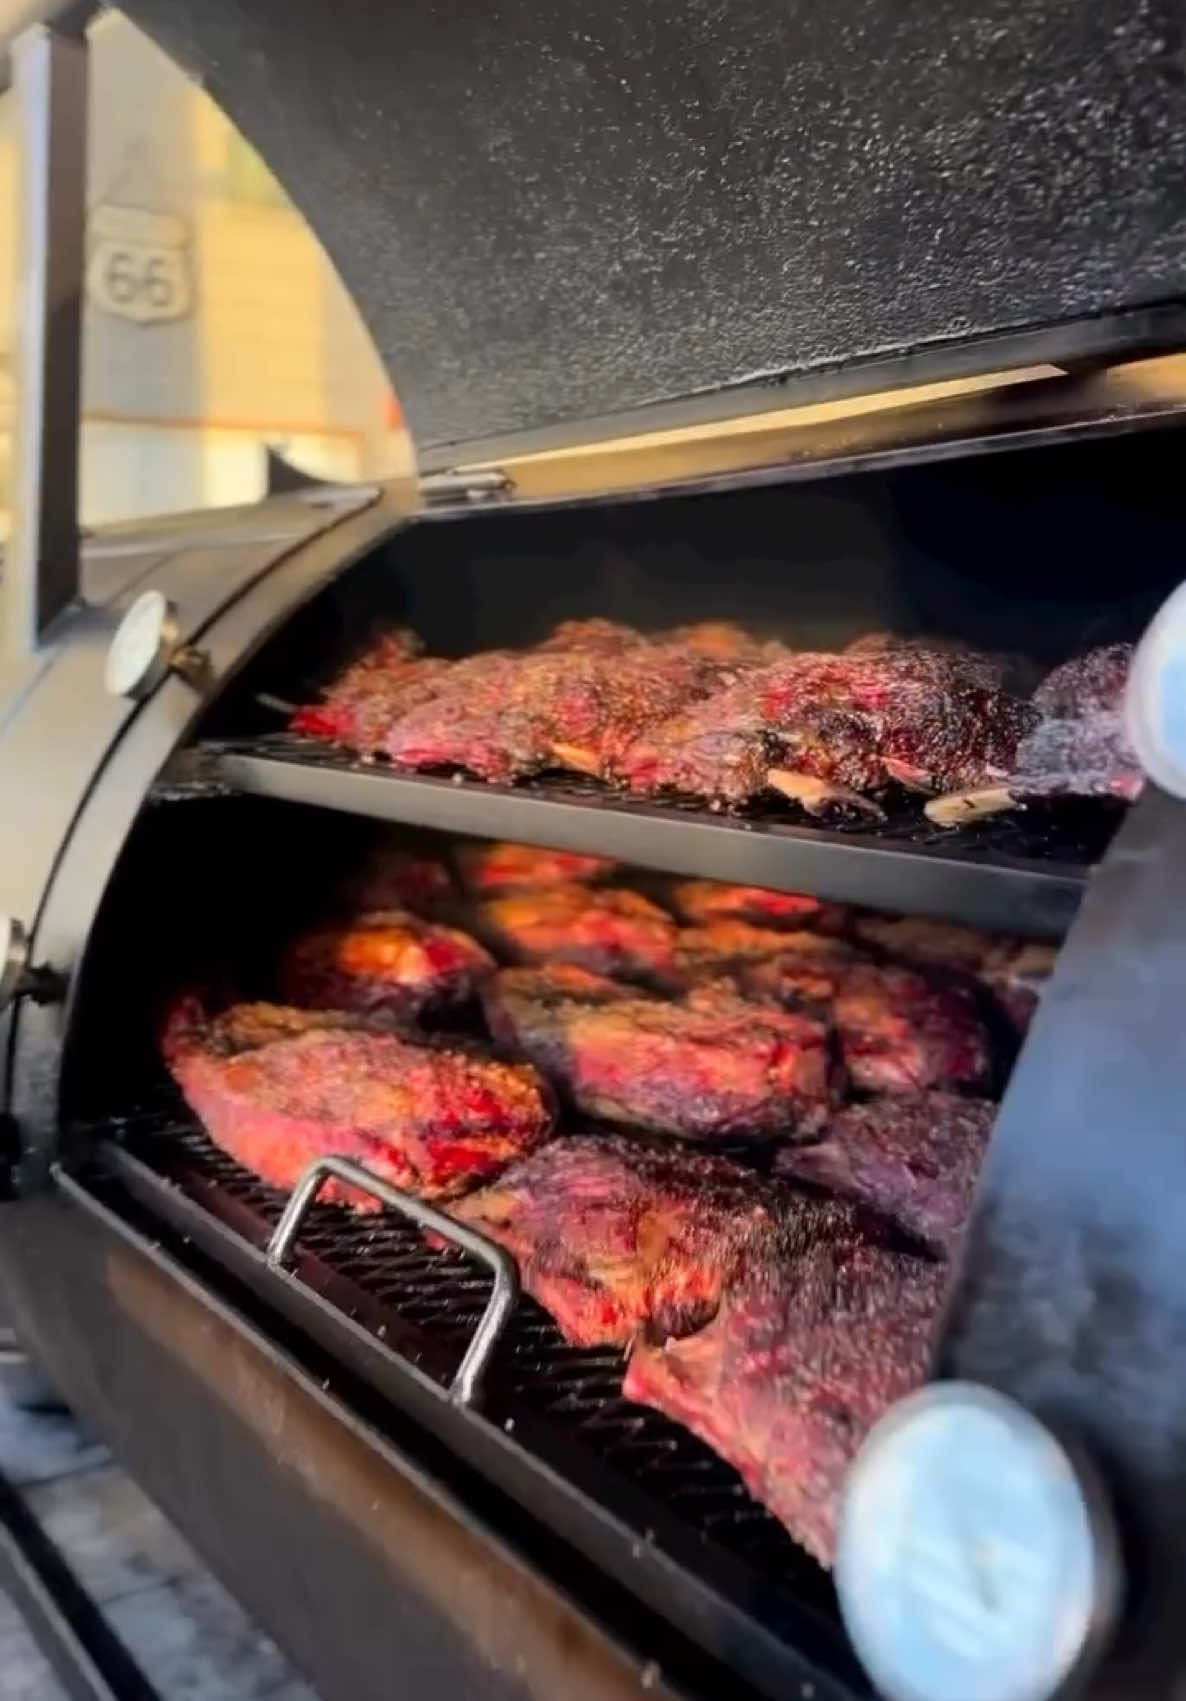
[86,203,194,325]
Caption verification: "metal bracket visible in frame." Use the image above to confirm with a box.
[4,13,90,656]
[267,1155,519,1408]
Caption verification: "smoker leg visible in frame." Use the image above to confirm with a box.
[0,1467,159,1701]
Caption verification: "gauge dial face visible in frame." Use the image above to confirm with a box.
[836,1383,1118,1701]
[104,590,172,699]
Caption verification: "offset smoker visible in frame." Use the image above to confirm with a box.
[3,5,1186,1701]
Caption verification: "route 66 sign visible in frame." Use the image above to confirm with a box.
[86,203,193,325]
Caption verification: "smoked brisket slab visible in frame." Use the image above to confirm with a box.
[623,1205,945,1566]
[162,997,551,1205]
[774,1093,996,1253]
[668,880,846,931]
[483,964,833,1140]
[453,840,616,895]
[448,1135,776,1347]
[739,952,991,1094]
[475,885,680,988]
[851,913,1057,1033]
[279,910,494,1019]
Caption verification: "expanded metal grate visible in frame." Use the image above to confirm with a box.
[192,730,1123,868]
[110,1105,834,1616]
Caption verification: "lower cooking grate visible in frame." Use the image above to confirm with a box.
[104,1108,838,1626]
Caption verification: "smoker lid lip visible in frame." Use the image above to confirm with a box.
[104,0,1186,455]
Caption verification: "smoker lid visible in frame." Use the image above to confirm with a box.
[119,0,1186,460]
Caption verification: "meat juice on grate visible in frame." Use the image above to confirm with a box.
[774,1093,996,1253]
[482,964,835,1140]
[447,1135,778,1347]
[475,885,681,988]
[623,1204,946,1567]
[162,996,552,1205]
[279,910,495,1019]
[618,646,1038,816]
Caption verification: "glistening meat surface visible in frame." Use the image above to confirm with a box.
[774,1092,996,1253]
[483,964,833,1139]
[162,997,551,1205]
[668,880,846,931]
[620,647,1037,814]
[740,954,991,1094]
[290,628,454,749]
[475,885,679,987]
[623,1204,945,1567]
[384,640,731,783]
[448,1135,776,1347]
[279,911,493,1018]
[453,840,616,895]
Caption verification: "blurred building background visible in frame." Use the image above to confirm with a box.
[0,7,401,536]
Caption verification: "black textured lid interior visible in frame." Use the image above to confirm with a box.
[118,0,1186,456]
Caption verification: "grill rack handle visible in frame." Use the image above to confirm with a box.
[266,1155,519,1409]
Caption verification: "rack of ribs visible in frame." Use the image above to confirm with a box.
[161,996,552,1205]
[447,1135,776,1347]
[851,913,1057,1033]
[623,1205,946,1566]
[667,880,847,931]
[482,964,834,1139]
[619,646,1038,816]
[289,628,455,749]
[774,1093,996,1254]
[384,639,733,783]
[279,911,494,1019]
[925,643,1142,823]
[474,885,680,988]
[453,840,616,895]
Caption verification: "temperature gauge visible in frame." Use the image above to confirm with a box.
[835,1383,1120,1701]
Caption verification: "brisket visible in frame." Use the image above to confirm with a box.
[668,880,847,931]
[774,1092,996,1253]
[851,914,1057,1033]
[162,996,551,1205]
[742,955,991,1093]
[482,964,833,1139]
[448,1135,776,1347]
[475,885,680,988]
[453,840,616,895]
[279,911,494,1019]
[623,1206,945,1566]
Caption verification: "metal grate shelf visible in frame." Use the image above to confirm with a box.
[173,733,1126,938]
[85,1105,868,1701]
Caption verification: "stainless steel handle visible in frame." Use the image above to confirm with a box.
[266,1155,519,1408]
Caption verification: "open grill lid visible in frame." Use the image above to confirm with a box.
[104,0,1186,459]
